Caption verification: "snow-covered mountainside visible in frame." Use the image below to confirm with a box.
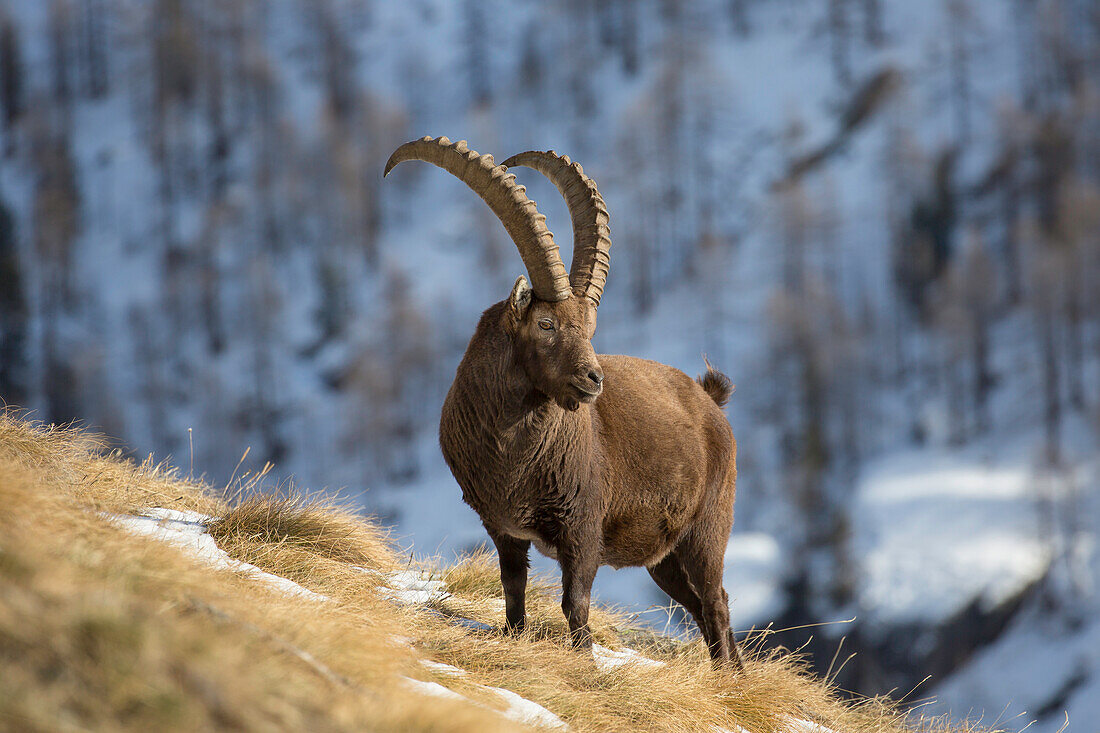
[1,1,1097,729]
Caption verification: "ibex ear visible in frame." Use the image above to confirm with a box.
[509,275,532,320]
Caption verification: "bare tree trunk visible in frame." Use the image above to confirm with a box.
[1013,0,1039,111]
[131,309,172,454]
[197,207,226,354]
[972,311,992,431]
[1038,308,1061,464]
[463,0,491,107]
[729,0,750,37]
[621,0,639,75]
[0,198,29,406]
[1065,281,1085,409]
[633,200,655,313]
[945,340,967,445]
[863,0,884,45]
[80,0,109,98]
[0,15,24,154]
[316,1,356,121]
[1003,182,1022,303]
[201,3,230,202]
[595,0,617,47]
[828,0,852,86]
[946,0,973,145]
[248,255,287,468]
[49,0,73,119]
[41,304,82,425]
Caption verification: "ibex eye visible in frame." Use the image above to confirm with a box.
[538,319,554,331]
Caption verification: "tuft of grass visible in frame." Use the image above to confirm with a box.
[209,492,394,570]
[0,413,1005,733]
[443,551,505,599]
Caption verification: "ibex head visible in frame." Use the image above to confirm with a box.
[384,137,611,411]
[507,275,602,410]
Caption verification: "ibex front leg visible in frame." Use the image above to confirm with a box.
[558,531,600,650]
[490,531,531,634]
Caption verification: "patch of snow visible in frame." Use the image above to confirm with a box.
[931,602,1100,733]
[852,451,1050,626]
[715,715,839,733]
[418,659,568,729]
[483,684,569,730]
[420,660,466,677]
[141,507,213,525]
[401,675,468,702]
[786,718,840,733]
[357,566,454,605]
[103,508,327,602]
[381,569,453,605]
[592,643,665,672]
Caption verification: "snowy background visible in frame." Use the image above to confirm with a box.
[1,0,1098,729]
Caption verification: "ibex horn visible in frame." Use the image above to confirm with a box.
[385,136,572,302]
[501,150,611,307]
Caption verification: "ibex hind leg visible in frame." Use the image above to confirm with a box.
[723,588,746,671]
[647,553,705,634]
[678,532,745,671]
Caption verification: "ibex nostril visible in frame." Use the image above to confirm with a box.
[588,370,603,387]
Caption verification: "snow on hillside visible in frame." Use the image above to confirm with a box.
[928,445,1100,733]
[107,504,849,733]
[932,605,1100,733]
[107,506,570,729]
[853,449,1049,627]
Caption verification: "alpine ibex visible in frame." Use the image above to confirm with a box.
[384,136,744,667]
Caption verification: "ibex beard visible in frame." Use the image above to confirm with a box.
[385,136,744,669]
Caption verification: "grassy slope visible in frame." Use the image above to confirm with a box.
[0,414,995,733]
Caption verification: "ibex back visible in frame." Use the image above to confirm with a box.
[384,137,743,668]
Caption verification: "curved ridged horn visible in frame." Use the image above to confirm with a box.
[501,150,611,307]
[384,136,572,302]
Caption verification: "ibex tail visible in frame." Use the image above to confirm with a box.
[696,356,734,408]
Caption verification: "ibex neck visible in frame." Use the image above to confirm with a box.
[466,331,567,433]
[440,304,600,529]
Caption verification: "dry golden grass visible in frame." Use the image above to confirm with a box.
[209,493,394,568]
[0,413,1002,732]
